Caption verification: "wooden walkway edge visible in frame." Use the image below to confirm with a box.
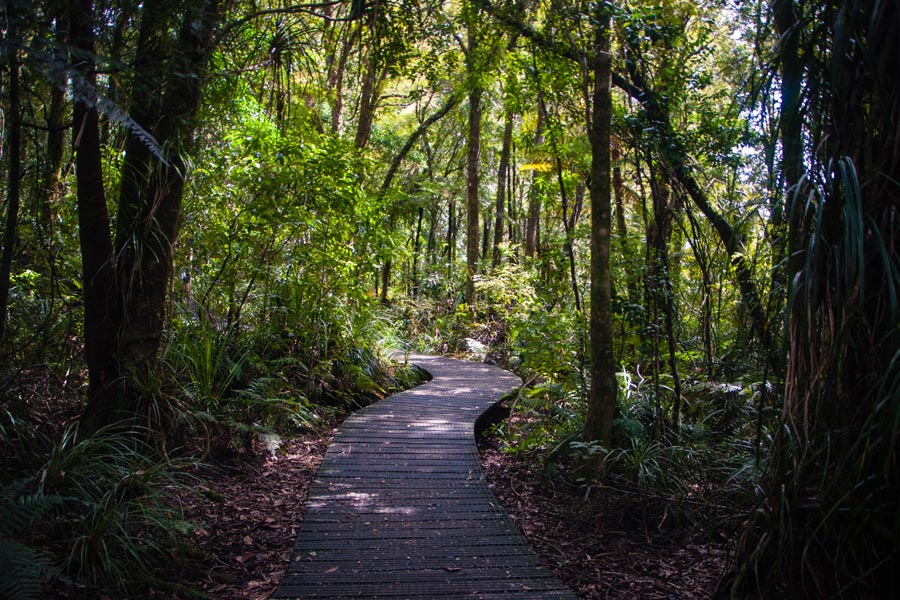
[273,353,578,599]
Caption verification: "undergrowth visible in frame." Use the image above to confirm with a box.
[0,425,195,598]
[0,298,427,598]
[392,268,766,539]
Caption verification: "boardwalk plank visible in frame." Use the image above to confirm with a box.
[273,354,577,600]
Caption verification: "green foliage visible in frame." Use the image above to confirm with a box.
[494,383,583,457]
[0,426,196,597]
[0,542,53,600]
[0,479,59,600]
[733,157,900,597]
[38,426,195,590]
[575,437,692,494]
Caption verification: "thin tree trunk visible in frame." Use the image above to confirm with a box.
[648,161,682,432]
[326,21,355,135]
[37,6,68,247]
[446,198,456,268]
[354,55,376,148]
[613,150,640,306]
[556,156,582,312]
[427,206,437,267]
[524,102,546,259]
[0,27,22,339]
[69,0,121,428]
[354,6,380,150]
[412,206,423,296]
[481,201,492,264]
[464,41,483,304]
[677,199,715,370]
[507,143,518,253]
[773,0,803,204]
[493,110,514,267]
[39,80,66,243]
[771,0,804,364]
[584,6,616,445]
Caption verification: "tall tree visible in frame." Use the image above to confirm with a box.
[76,0,223,432]
[354,2,380,149]
[0,3,23,339]
[464,7,483,305]
[730,1,900,595]
[583,2,616,445]
[492,109,515,267]
[523,100,545,259]
[68,0,120,417]
[474,0,619,444]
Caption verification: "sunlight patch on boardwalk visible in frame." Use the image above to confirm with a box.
[273,354,578,600]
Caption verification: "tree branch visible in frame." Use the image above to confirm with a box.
[380,90,463,195]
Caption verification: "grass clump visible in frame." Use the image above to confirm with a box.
[0,424,197,597]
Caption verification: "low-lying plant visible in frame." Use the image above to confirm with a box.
[1,424,197,597]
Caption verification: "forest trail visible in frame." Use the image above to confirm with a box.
[273,354,578,599]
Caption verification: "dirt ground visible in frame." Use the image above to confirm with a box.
[479,435,731,599]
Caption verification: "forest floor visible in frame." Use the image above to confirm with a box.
[42,400,731,600]
[479,423,732,599]
[44,430,333,600]
[167,422,727,599]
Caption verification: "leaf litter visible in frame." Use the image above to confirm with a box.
[479,432,731,599]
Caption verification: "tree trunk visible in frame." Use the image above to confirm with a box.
[412,206,423,296]
[524,102,546,259]
[648,162,682,432]
[507,146,518,252]
[354,9,379,150]
[613,149,640,306]
[427,205,437,267]
[83,0,221,431]
[481,200,492,264]
[446,198,456,272]
[69,0,121,429]
[556,156,582,312]
[492,110,514,267]
[773,0,803,201]
[379,260,392,302]
[464,51,483,304]
[0,24,22,339]
[584,7,617,445]
[39,76,66,246]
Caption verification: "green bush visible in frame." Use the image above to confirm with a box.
[0,426,197,595]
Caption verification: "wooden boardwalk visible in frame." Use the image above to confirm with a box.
[274,354,578,599]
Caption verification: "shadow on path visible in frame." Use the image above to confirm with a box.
[273,354,578,599]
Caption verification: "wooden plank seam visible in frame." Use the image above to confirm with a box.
[273,354,578,600]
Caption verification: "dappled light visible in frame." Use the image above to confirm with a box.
[275,356,575,599]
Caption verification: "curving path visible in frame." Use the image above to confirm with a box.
[273,354,578,599]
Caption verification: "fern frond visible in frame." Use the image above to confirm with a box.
[0,480,68,538]
[0,541,55,600]
[28,48,168,165]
